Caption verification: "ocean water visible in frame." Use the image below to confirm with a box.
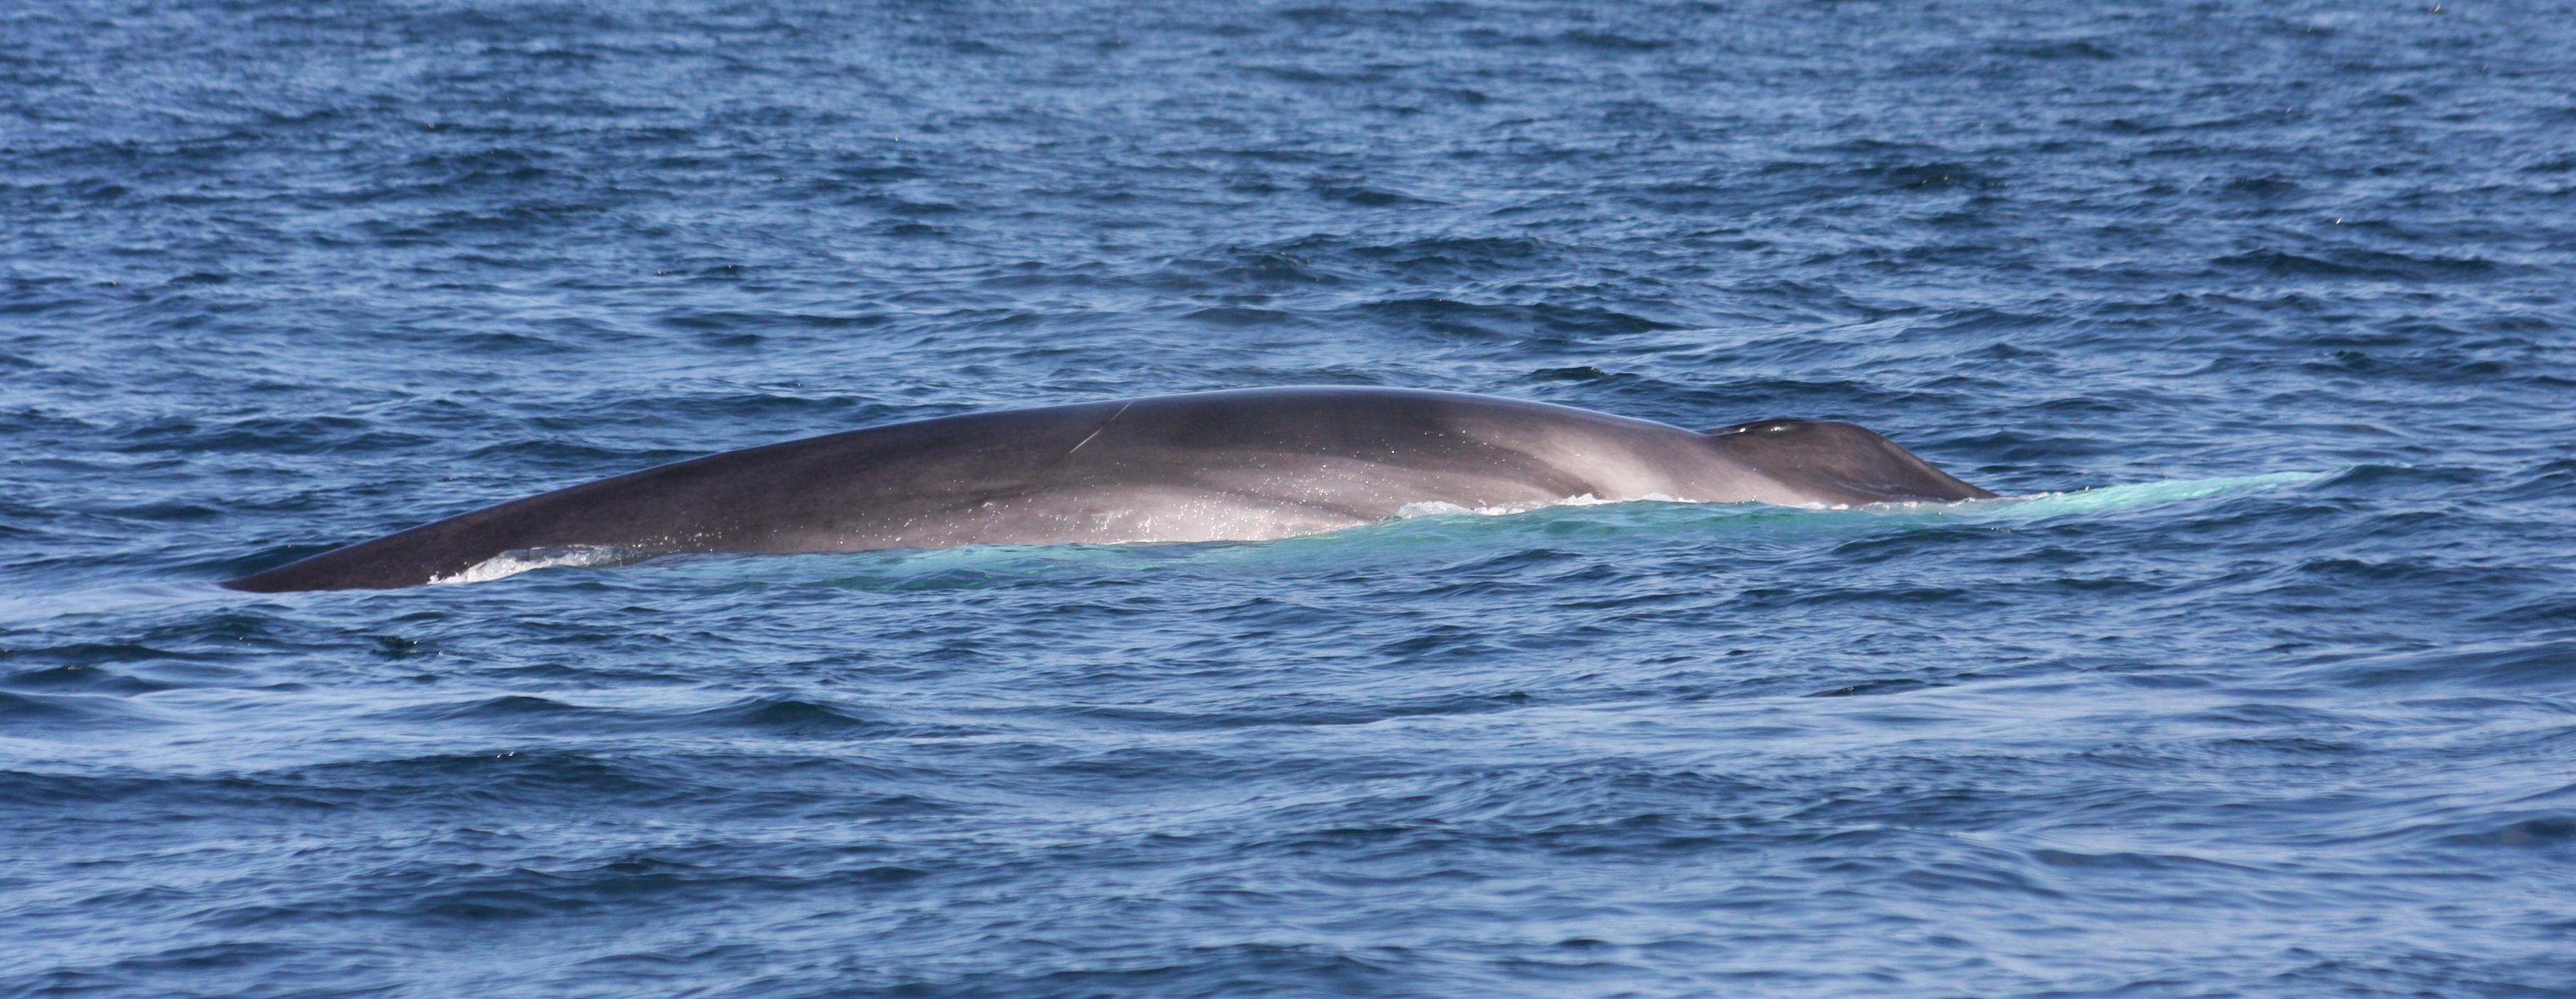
[5,0,2575,995]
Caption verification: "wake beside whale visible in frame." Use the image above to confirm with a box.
[222,387,1995,592]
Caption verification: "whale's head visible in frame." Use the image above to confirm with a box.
[1700,419,1995,505]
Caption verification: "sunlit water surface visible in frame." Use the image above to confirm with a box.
[5,1,2575,996]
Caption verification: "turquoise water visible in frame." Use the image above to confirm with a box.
[6,1,2575,996]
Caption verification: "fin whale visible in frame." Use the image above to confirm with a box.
[222,386,1993,592]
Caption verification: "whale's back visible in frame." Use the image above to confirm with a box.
[223,389,1990,592]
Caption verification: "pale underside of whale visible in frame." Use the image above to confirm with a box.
[222,387,1995,592]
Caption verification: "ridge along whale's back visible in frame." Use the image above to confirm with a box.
[221,387,1994,592]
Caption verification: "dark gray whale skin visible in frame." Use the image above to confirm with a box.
[223,387,1993,592]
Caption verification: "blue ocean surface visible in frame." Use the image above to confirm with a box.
[5,1,2575,995]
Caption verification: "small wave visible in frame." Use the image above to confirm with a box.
[685,696,877,732]
[0,688,155,727]
[1966,471,2331,518]
[429,546,660,586]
